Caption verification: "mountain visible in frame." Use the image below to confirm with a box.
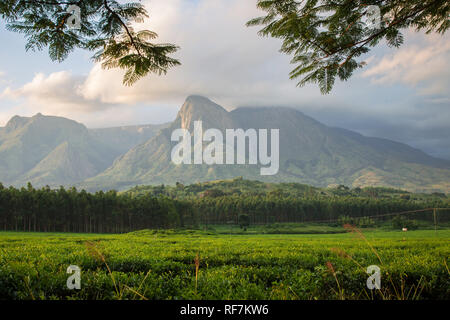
[1,97,448,192]
[81,95,450,193]
[89,123,169,155]
[0,114,166,187]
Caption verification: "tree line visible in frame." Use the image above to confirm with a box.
[190,195,448,225]
[0,183,448,233]
[0,183,194,233]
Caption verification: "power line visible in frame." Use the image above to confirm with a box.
[299,208,450,224]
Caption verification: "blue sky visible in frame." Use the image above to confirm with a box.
[0,0,449,159]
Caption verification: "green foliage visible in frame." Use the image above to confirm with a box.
[338,215,375,228]
[400,194,411,200]
[124,179,449,228]
[202,188,225,198]
[0,180,448,233]
[238,214,250,231]
[0,184,197,233]
[126,179,321,198]
[0,0,180,85]
[392,215,419,230]
[247,0,450,93]
[0,230,448,300]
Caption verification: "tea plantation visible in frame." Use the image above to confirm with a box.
[0,229,448,300]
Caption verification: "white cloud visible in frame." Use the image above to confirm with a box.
[363,31,450,98]
[0,71,116,114]
[77,0,306,108]
[0,0,448,158]
[4,1,449,117]
[0,70,8,85]
[1,0,305,119]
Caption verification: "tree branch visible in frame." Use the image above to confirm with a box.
[321,0,442,63]
[102,0,143,57]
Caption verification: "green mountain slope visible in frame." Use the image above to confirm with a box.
[81,96,450,193]
[0,114,165,187]
[89,123,169,155]
[14,141,100,186]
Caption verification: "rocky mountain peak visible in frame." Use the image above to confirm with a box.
[5,115,30,132]
[176,95,233,130]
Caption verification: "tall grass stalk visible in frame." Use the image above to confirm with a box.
[332,225,429,300]
[85,241,123,299]
[194,253,200,294]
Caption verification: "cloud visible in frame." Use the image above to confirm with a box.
[4,1,449,112]
[363,31,450,98]
[0,0,448,158]
[76,0,305,108]
[0,71,117,114]
[0,70,8,85]
[0,0,304,118]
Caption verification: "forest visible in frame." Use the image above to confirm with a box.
[0,179,448,233]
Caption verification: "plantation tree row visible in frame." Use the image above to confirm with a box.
[0,183,195,233]
[0,183,448,233]
[191,195,447,225]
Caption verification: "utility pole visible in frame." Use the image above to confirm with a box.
[433,208,437,233]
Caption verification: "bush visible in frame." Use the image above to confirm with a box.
[338,215,375,228]
[392,215,419,230]
[238,214,250,231]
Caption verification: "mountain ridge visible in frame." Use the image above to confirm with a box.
[0,113,167,187]
[80,96,450,193]
[1,96,448,192]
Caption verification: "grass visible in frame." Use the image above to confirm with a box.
[201,220,450,235]
[204,223,348,235]
[0,229,448,300]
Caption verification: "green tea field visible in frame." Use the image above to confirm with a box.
[0,229,448,300]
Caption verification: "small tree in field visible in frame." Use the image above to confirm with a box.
[238,214,250,231]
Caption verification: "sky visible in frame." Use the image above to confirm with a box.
[0,0,449,159]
